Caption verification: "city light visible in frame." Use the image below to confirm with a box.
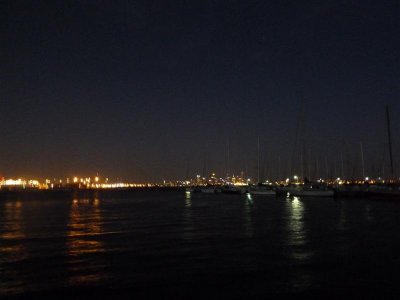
[0,170,399,192]
[3,179,24,186]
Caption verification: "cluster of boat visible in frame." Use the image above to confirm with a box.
[186,183,400,199]
[186,183,334,197]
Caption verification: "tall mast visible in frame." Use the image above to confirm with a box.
[291,98,303,177]
[325,156,328,179]
[386,105,394,179]
[360,141,365,179]
[340,150,344,179]
[185,154,190,180]
[202,155,207,180]
[226,137,230,179]
[257,136,260,183]
[300,102,307,181]
[278,155,281,181]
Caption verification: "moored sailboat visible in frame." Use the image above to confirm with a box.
[289,183,334,197]
[249,184,276,196]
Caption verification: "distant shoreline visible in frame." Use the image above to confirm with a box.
[0,186,185,200]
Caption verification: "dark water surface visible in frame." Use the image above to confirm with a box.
[1,191,400,299]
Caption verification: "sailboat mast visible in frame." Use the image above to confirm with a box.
[202,156,207,181]
[278,155,281,182]
[360,141,365,179]
[298,96,307,182]
[325,157,328,179]
[386,105,394,179]
[226,137,230,179]
[257,136,260,183]
[340,151,344,179]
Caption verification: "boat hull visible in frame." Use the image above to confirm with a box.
[200,188,216,194]
[290,190,334,197]
[250,190,276,196]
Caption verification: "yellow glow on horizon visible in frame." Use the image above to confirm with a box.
[3,179,25,186]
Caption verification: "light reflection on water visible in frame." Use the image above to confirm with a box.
[67,198,107,285]
[2,193,400,297]
[337,201,347,231]
[244,193,254,238]
[0,200,27,294]
[335,201,351,255]
[286,196,315,290]
[287,197,305,248]
[183,192,193,240]
[365,203,373,222]
[184,191,192,208]
[1,201,24,239]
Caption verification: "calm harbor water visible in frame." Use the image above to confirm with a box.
[1,190,400,298]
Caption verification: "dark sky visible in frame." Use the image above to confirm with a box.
[1,0,400,182]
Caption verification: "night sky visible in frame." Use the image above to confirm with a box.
[1,0,400,182]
